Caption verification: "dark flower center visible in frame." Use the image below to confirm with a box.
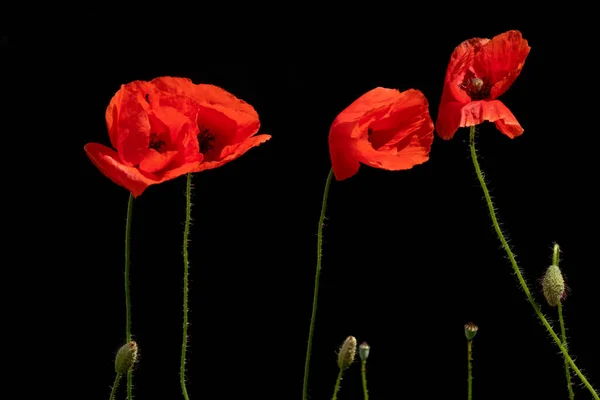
[197,127,215,154]
[460,76,492,100]
[149,133,166,153]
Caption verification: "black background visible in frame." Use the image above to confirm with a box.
[20,11,599,400]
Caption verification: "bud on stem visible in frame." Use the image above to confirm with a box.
[115,341,138,374]
[337,336,357,370]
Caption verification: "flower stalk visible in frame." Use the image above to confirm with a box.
[469,126,598,400]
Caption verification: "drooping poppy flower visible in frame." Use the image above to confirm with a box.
[328,87,434,181]
[85,77,271,197]
[435,30,531,140]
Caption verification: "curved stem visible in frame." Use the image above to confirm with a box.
[552,243,560,267]
[469,126,598,400]
[181,172,193,400]
[303,168,334,400]
[361,360,369,400]
[124,193,134,400]
[332,369,344,400]
[109,373,122,400]
[467,340,473,400]
[558,302,575,399]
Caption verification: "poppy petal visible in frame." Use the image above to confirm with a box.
[195,84,260,142]
[459,100,524,138]
[106,81,155,164]
[329,121,361,181]
[193,134,271,173]
[84,143,197,197]
[330,88,433,180]
[85,143,155,197]
[473,30,530,99]
[329,87,403,181]
[139,150,179,173]
[355,90,434,170]
[152,77,260,140]
[444,38,489,104]
[435,100,465,140]
[332,87,402,126]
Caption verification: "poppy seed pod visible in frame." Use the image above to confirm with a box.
[359,342,370,361]
[464,322,479,341]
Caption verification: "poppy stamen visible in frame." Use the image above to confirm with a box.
[460,76,492,100]
[149,133,166,153]
[198,127,215,153]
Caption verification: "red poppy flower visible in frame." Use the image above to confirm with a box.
[435,30,531,140]
[85,77,271,197]
[328,87,434,181]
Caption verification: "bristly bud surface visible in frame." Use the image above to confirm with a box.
[115,341,138,374]
[337,336,357,370]
[542,264,566,306]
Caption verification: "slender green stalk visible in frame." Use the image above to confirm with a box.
[467,340,473,400]
[109,373,122,400]
[361,360,369,400]
[552,243,560,267]
[468,126,599,400]
[332,369,344,400]
[558,302,575,399]
[302,168,334,400]
[554,243,575,400]
[124,193,134,400]
[181,172,193,400]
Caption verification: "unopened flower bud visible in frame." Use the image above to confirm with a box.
[115,341,138,374]
[359,342,370,361]
[337,336,357,370]
[542,264,566,306]
[464,322,478,341]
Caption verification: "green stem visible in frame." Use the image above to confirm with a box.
[555,243,575,399]
[124,193,134,400]
[332,369,344,400]
[468,126,599,400]
[558,302,575,399]
[109,373,122,400]
[552,243,560,267]
[181,173,193,400]
[302,168,334,400]
[361,360,369,400]
[467,340,473,400]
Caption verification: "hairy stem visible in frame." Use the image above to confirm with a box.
[302,168,334,400]
[558,302,575,399]
[332,369,344,400]
[555,243,575,399]
[180,173,193,400]
[361,360,370,400]
[469,126,598,400]
[109,373,122,400]
[125,193,134,400]
[467,340,473,400]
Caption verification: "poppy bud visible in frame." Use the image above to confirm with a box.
[464,322,479,341]
[542,264,566,306]
[359,342,370,361]
[337,336,357,370]
[115,341,138,374]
